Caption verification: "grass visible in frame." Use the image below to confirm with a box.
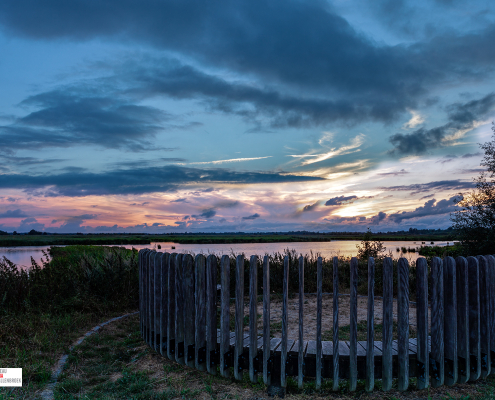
[0,245,139,399]
[49,314,495,400]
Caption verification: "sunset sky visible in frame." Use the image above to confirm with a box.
[0,0,494,233]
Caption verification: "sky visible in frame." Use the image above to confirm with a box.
[0,0,494,234]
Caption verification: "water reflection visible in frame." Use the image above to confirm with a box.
[0,240,452,268]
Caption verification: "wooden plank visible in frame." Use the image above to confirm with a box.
[167,253,176,360]
[366,256,375,392]
[349,257,358,391]
[397,257,409,391]
[443,256,457,385]
[263,256,271,385]
[154,252,163,353]
[206,255,218,375]
[416,257,430,388]
[234,255,245,380]
[160,253,170,357]
[488,255,495,371]
[249,255,259,382]
[467,256,481,381]
[432,257,445,387]
[281,255,289,387]
[382,256,393,391]
[298,255,304,389]
[477,256,491,378]
[333,256,339,391]
[220,255,231,378]
[195,254,206,371]
[456,256,470,383]
[316,256,323,389]
[175,253,185,365]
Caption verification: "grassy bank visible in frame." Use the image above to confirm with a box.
[0,246,139,399]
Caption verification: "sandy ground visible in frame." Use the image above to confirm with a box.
[232,293,427,340]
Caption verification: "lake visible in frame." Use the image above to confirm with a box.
[0,240,452,268]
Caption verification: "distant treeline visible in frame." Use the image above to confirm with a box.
[0,227,456,247]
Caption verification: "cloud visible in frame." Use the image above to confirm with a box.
[461,152,482,158]
[242,213,260,220]
[188,156,272,165]
[389,93,495,155]
[302,202,319,212]
[214,200,239,208]
[0,209,28,218]
[384,179,475,194]
[0,165,324,197]
[325,195,358,206]
[388,196,457,223]
[197,209,216,219]
[291,134,365,166]
[377,169,409,176]
[403,110,424,129]
[370,211,387,225]
[2,0,495,130]
[419,194,435,200]
[171,198,187,203]
[0,89,198,153]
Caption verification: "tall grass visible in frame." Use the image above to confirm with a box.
[0,245,139,395]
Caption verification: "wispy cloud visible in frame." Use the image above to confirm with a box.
[289,134,365,166]
[403,110,424,129]
[187,156,272,165]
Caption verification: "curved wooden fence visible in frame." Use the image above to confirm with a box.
[138,249,495,393]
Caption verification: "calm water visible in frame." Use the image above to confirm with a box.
[0,240,452,268]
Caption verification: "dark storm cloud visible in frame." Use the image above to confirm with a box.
[0,209,28,218]
[303,202,319,212]
[2,1,495,128]
[242,213,260,220]
[389,93,495,155]
[122,60,408,127]
[370,211,387,225]
[0,89,197,152]
[325,195,358,206]
[0,166,324,197]
[384,179,475,194]
[193,209,216,219]
[388,196,457,223]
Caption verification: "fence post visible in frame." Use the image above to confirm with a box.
[220,255,231,378]
[195,254,207,371]
[467,256,481,381]
[398,257,409,391]
[366,257,375,392]
[154,252,163,353]
[416,257,429,388]
[443,256,457,385]
[298,256,304,389]
[281,256,289,388]
[234,255,245,380]
[139,250,144,339]
[456,256,470,383]
[249,255,259,382]
[349,257,358,392]
[160,253,170,357]
[206,255,218,375]
[477,256,491,378]
[175,253,185,364]
[487,255,495,371]
[332,256,339,391]
[183,254,196,368]
[263,256,271,385]
[382,256,393,391]
[148,251,156,348]
[316,256,323,389]
[167,253,176,360]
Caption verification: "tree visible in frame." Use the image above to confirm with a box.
[451,123,495,254]
[356,228,386,260]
